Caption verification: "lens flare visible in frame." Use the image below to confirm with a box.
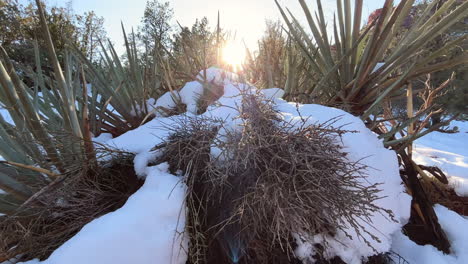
[222,41,245,71]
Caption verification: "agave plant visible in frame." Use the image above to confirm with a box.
[276,0,467,119]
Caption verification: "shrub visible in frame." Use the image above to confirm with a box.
[155,92,392,263]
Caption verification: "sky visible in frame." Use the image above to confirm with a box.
[20,0,387,55]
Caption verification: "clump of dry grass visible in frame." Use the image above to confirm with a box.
[0,146,142,262]
[156,92,394,263]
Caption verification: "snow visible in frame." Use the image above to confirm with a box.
[92,133,113,144]
[178,68,239,114]
[147,91,181,116]
[196,67,238,84]
[260,87,285,100]
[178,81,204,114]
[448,177,468,197]
[0,106,13,194]
[392,204,468,264]
[19,163,187,264]
[413,120,468,196]
[0,106,14,125]
[105,116,175,154]
[372,62,385,73]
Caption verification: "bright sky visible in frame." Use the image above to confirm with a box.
[22,0,387,55]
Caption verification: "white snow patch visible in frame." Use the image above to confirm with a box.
[448,177,468,197]
[92,133,113,144]
[372,62,385,73]
[196,67,238,85]
[260,87,285,100]
[413,120,468,196]
[179,67,240,114]
[179,81,203,114]
[0,106,14,125]
[148,91,181,116]
[392,204,468,264]
[133,150,160,178]
[105,116,177,154]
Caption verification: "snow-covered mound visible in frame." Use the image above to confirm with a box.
[16,68,411,264]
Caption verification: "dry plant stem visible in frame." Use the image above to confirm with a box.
[18,175,68,210]
[406,83,414,158]
[399,151,450,254]
[381,73,457,149]
[418,165,448,185]
[80,66,97,168]
[0,161,59,179]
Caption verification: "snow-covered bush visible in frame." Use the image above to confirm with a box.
[162,91,400,263]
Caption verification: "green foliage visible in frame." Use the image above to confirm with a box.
[0,0,465,220]
[0,0,107,73]
[416,0,468,116]
[137,0,173,54]
[0,0,24,48]
[76,23,167,136]
[136,1,227,89]
[276,0,468,118]
[244,21,288,88]
[170,16,225,81]
[76,11,107,63]
[0,1,107,214]
[377,0,468,118]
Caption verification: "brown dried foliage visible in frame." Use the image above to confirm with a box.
[155,91,393,263]
[0,148,142,262]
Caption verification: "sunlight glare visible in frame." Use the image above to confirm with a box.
[222,41,245,71]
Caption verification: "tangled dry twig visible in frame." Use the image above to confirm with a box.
[156,91,393,263]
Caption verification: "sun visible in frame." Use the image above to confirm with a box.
[222,41,245,71]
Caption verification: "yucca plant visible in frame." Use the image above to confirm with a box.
[0,0,99,215]
[76,13,230,134]
[71,22,171,136]
[276,0,467,118]
[0,0,182,216]
[0,3,172,259]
